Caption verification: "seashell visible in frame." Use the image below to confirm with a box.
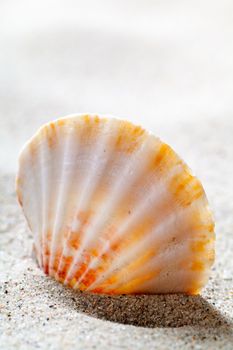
[16,114,215,294]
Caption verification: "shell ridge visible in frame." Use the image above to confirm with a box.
[63,119,128,284]
[74,138,194,289]
[53,129,84,281]
[67,134,154,285]
[81,176,169,290]
[39,128,51,273]
[48,125,75,275]
[86,203,181,291]
[86,195,213,292]
[74,146,175,290]
[29,144,44,268]
[77,152,186,290]
[102,237,203,293]
[56,118,116,282]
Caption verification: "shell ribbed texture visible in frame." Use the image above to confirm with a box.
[16,114,215,294]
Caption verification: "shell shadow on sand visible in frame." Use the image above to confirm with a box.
[46,279,232,329]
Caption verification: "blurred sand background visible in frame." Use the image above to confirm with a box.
[0,1,233,349]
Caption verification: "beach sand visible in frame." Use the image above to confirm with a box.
[1,1,233,347]
[0,119,232,349]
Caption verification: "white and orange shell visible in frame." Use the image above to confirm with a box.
[16,114,215,294]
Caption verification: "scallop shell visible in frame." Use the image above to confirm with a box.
[16,114,215,294]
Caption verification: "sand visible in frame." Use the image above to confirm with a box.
[0,119,233,349]
[1,1,233,348]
